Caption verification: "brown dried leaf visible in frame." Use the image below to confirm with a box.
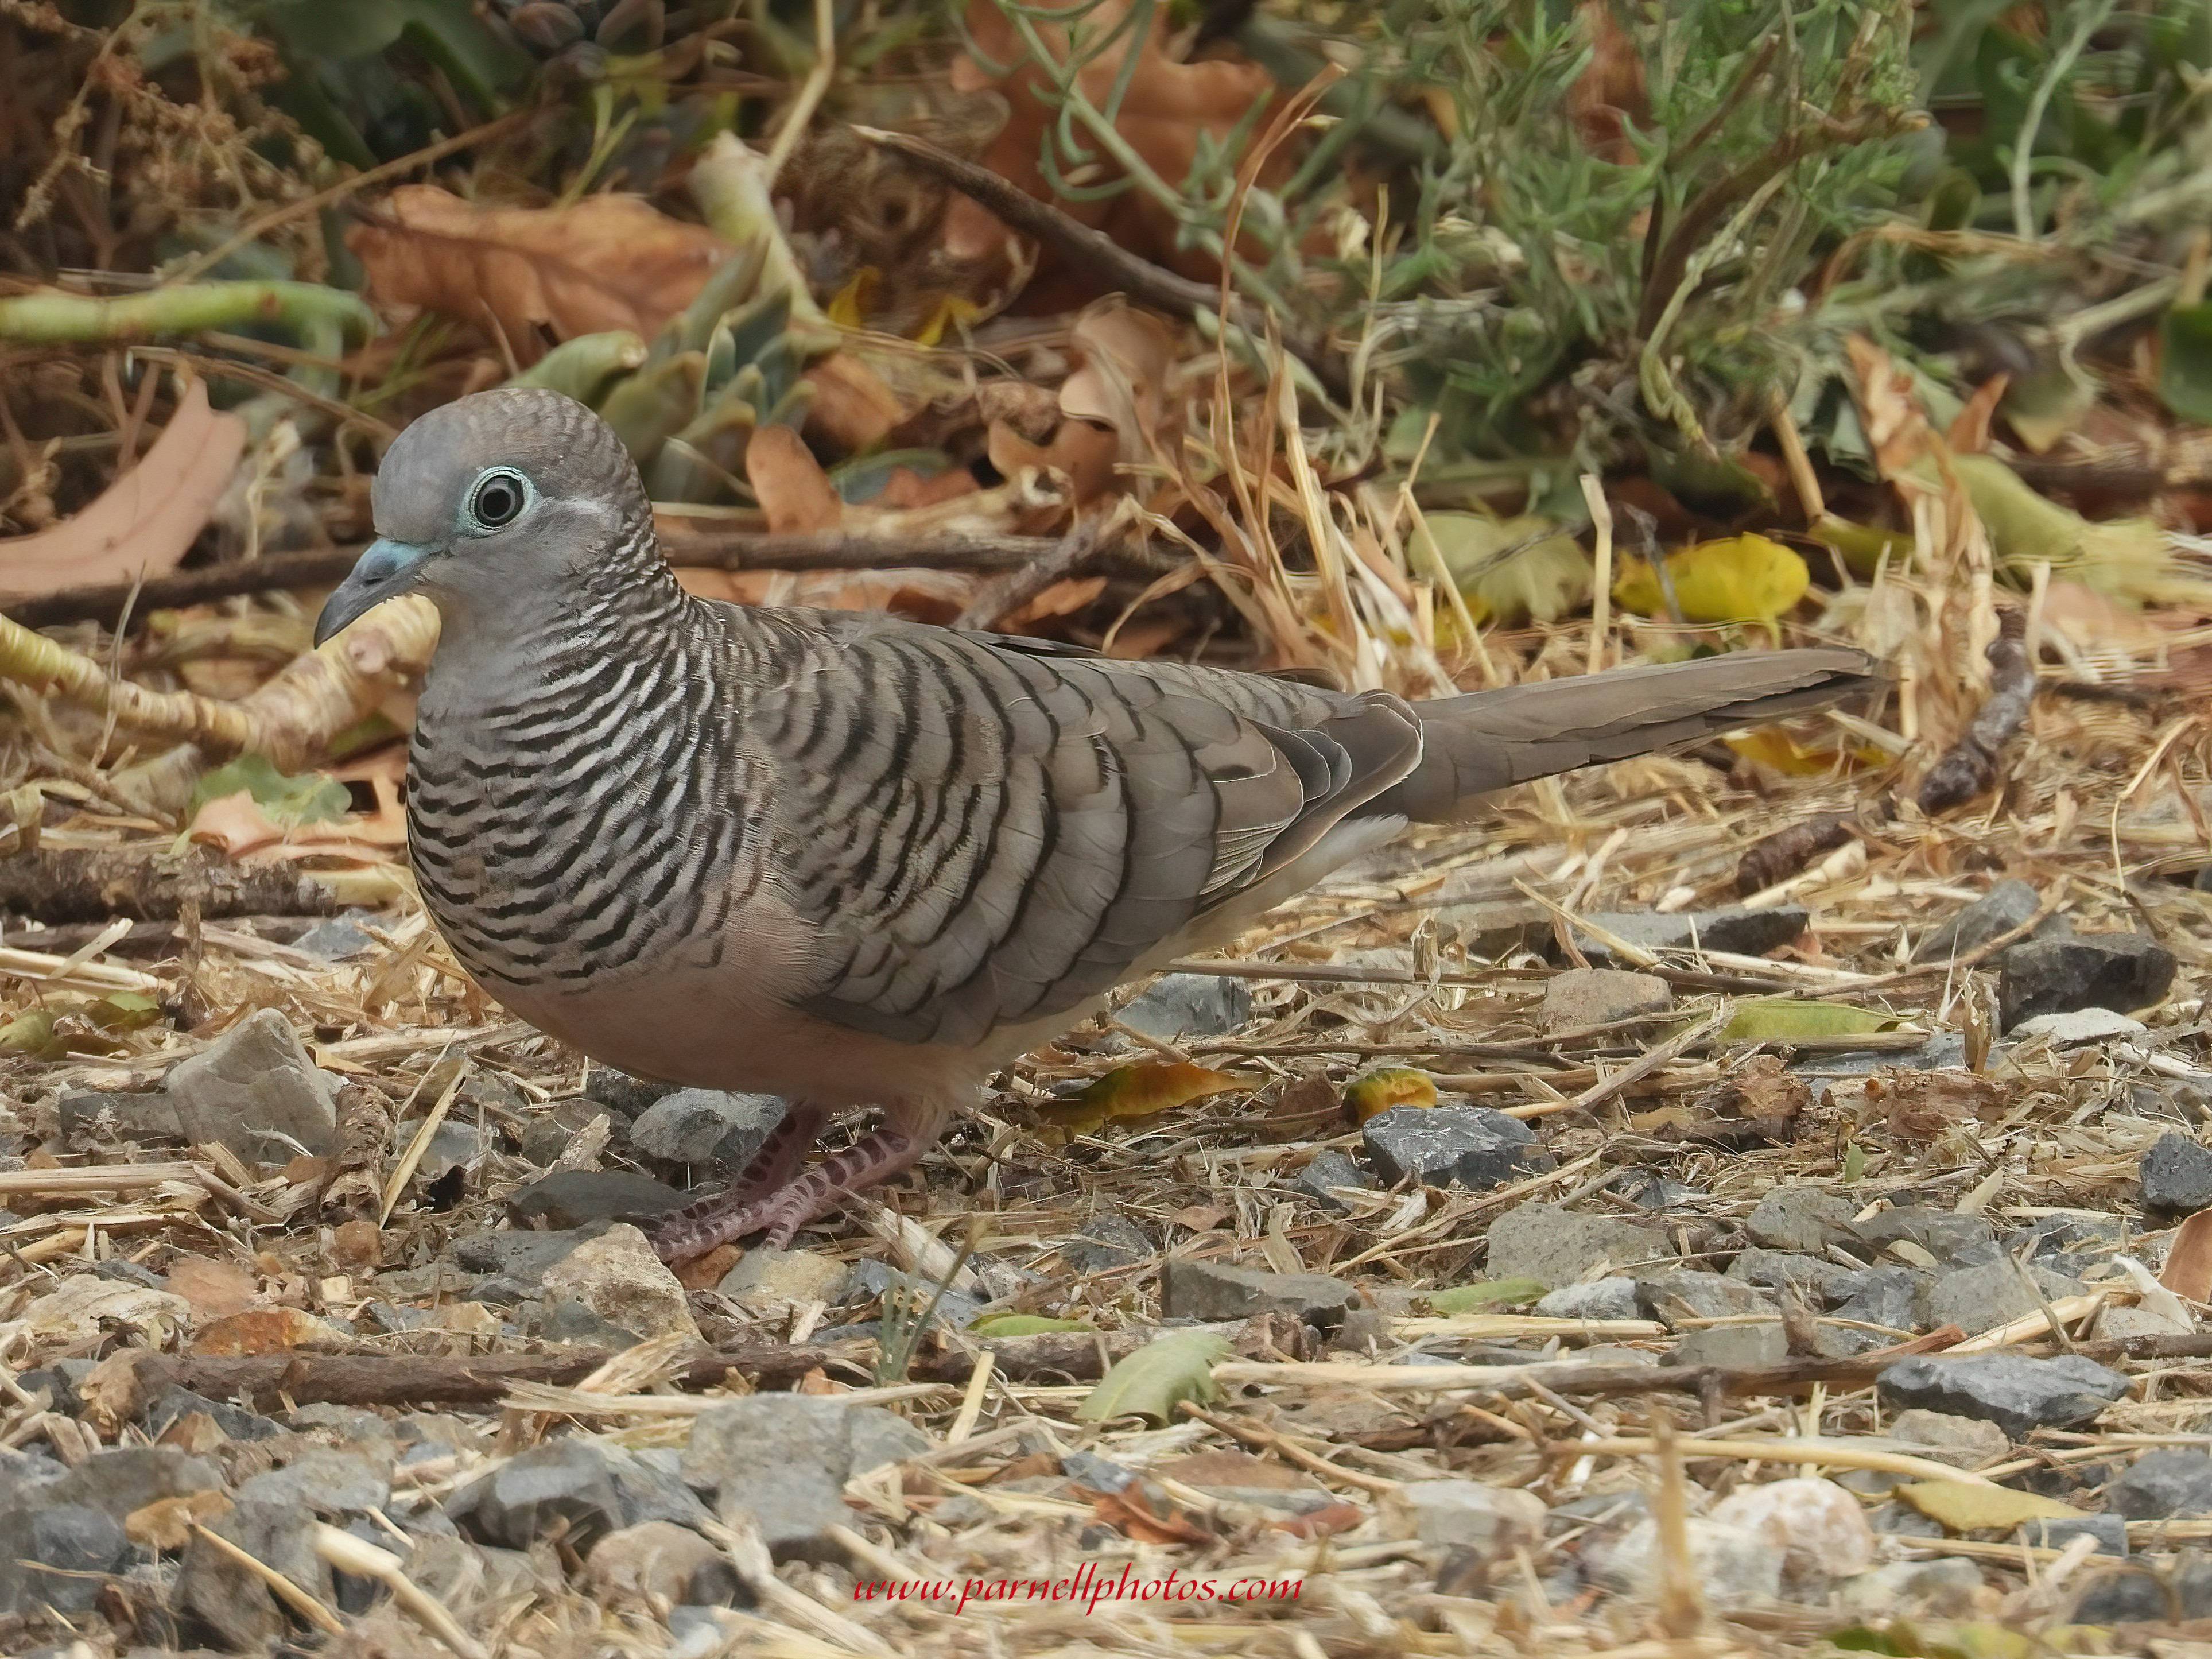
[1868,1069,2009,1144]
[677,567,977,625]
[1060,298,1177,463]
[127,1491,232,1551]
[0,379,245,600]
[746,425,843,534]
[348,185,735,358]
[987,416,1116,505]
[190,1307,345,1356]
[165,1257,258,1321]
[802,354,906,452]
[2162,1208,2212,1301]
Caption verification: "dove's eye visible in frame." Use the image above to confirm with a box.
[467,468,530,532]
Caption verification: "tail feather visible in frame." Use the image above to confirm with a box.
[1373,646,1880,822]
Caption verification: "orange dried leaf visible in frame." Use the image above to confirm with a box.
[348,185,735,357]
[0,379,245,600]
[745,425,843,534]
[165,1257,257,1321]
[2162,1208,2212,1301]
[1344,1067,1438,1123]
[189,1307,343,1356]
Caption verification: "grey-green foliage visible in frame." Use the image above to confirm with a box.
[1354,1,1921,474]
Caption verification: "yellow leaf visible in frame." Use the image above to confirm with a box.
[825,268,880,331]
[1613,533,1809,623]
[913,292,985,348]
[1896,1481,2083,1532]
[1721,998,1896,1041]
[1344,1067,1438,1123]
[1036,1061,1255,1139]
[1414,513,1591,625]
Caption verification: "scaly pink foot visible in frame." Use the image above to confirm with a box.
[653,1119,922,1262]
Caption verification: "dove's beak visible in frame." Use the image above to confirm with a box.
[315,538,434,646]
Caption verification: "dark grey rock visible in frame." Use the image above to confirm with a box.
[145,1385,281,1443]
[48,1445,223,1522]
[1728,1249,1852,1301]
[59,1089,181,1142]
[1362,1104,1551,1189]
[1826,1265,1924,1328]
[1998,932,2176,1030]
[1672,1322,1788,1369]
[1573,905,1808,964]
[446,1438,707,1551]
[1636,1270,1778,1324]
[1876,1354,2130,1438]
[628,1090,783,1167]
[682,1397,929,1561]
[2108,1449,2212,1519]
[1161,1259,1356,1329]
[1535,1278,1640,1321]
[1852,1206,2001,1269]
[509,1170,685,1228]
[2141,1133,2212,1214]
[1539,968,1672,1033]
[0,1502,128,1614]
[1294,1150,1375,1211]
[1912,880,2048,964]
[293,912,378,960]
[2028,1515,2126,1556]
[165,1007,339,1161]
[236,1448,391,1517]
[177,1495,325,1647]
[1920,1259,2087,1335]
[1116,974,1252,1042]
[1611,1170,1707,1210]
[518,1095,623,1166]
[535,1296,651,1347]
[400,1118,483,1184]
[1062,1450,1137,1493]
[1484,1202,1667,1289]
[2068,1555,2212,1623]
[1060,1214,1154,1274]
[1868,1500,1945,1538]
[585,1068,677,1116]
[1744,1187,1858,1253]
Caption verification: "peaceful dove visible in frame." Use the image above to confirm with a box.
[317,389,1878,1261]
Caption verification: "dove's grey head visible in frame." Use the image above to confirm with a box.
[315,388,658,647]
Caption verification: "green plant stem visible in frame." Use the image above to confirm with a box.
[0,282,378,347]
[2011,0,2117,241]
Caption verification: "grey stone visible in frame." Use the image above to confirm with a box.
[165,1007,339,1161]
[683,1396,929,1561]
[509,1170,686,1228]
[2108,1449,2212,1519]
[1636,1270,1778,1323]
[293,912,378,960]
[398,1118,482,1183]
[0,1502,129,1614]
[2141,1133,2212,1214]
[1834,1557,1984,1617]
[1876,1354,2130,1438]
[629,1091,783,1167]
[2028,1515,2127,1555]
[1612,1171,1706,1210]
[1387,1482,1547,1560]
[1061,1214,1154,1274]
[1293,1150,1375,1211]
[1890,1409,2010,1466]
[1920,1259,2086,1336]
[1161,1259,1356,1329]
[1998,932,2176,1030]
[2069,1561,2212,1624]
[59,1089,181,1142]
[1868,1500,1946,1538]
[1590,1517,1783,1609]
[451,1226,606,1284]
[518,1095,622,1166]
[1116,974,1252,1042]
[1535,1277,1641,1321]
[446,1439,708,1551]
[539,1224,698,1342]
[2013,1008,2148,1044]
[1061,1451,1136,1493]
[1574,905,1808,964]
[1363,1105,1551,1189]
[1852,1206,2001,1268]
[1484,1202,1667,1289]
[537,1296,655,1348]
[47,1445,223,1522]
[1826,1265,1923,1330]
[177,1494,325,1647]
[717,1248,847,1306]
[1728,1249,1852,1301]
[146,1385,281,1443]
[1672,1322,1788,1369]
[585,1068,677,1116]
[1744,1187,1858,1253]
[1539,968,1672,1033]
[238,1448,391,1517]
[844,1261,984,1331]
[1912,880,2047,963]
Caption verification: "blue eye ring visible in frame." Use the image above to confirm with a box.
[467,467,531,532]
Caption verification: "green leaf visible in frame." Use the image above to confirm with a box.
[1074,1329,1228,1426]
[1412,513,1589,627]
[1426,1278,1547,1315]
[1842,1141,1869,1183]
[189,754,351,827]
[1721,998,1895,1042]
[969,1315,1092,1336]
[2162,303,2212,426]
